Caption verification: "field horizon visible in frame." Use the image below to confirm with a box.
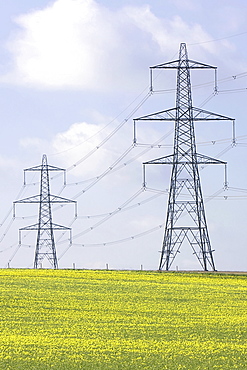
[2,267,247,274]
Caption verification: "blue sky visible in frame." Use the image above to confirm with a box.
[0,0,247,271]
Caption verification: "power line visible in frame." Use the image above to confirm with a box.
[72,144,135,199]
[50,87,151,157]
[188,31,247,45]
[49,70,246,182]
[5,184,247,263]
[76,192,164,219]
[62,187,235,250]
[65,92,151,173]
[71,187,145,240]
[72,224,164,248]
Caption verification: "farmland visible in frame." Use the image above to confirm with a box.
[0,269,246,369]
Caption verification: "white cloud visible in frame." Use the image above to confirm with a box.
[51,121,116,177]
[1,0,230,91]
[6,0,118,89]
[17,121,114,177]
[125,7,219,56]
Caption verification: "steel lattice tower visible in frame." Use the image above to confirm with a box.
[14,154,76,269]
[134,43,235,271]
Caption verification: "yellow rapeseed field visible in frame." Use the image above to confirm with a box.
[0,269,246,369]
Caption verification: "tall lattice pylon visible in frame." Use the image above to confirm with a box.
[14,154,77,269]
[134,43,235,271]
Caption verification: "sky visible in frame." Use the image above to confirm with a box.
[0,0,247,271]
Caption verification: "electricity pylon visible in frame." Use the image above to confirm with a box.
[134,43,235,271]
[14,154,77,269]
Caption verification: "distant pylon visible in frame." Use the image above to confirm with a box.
[14,154,77,269]
[134,43,235,271]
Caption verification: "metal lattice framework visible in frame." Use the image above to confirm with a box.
[134,43,235,271]
[14,154,77,269]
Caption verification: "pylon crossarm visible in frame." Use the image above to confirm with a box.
[144,154,175,165]
[195,153,226,165]
[150,59,216,70]
[20,223,70,230]
[24,165,44,172]
[20,223,39,231]
[192,107,234,121]
[51,196,78,217]
[51,223,72,230]
[134,107,177,121]
[15,193,75,204]
[143,153,226,165]
[24,164,65,172]
[134,106,234,123]
[49,195,76,203]
[24,160,66,186]
[14,195,40,204]
[151,60,180,69]
[13,196,40,218]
